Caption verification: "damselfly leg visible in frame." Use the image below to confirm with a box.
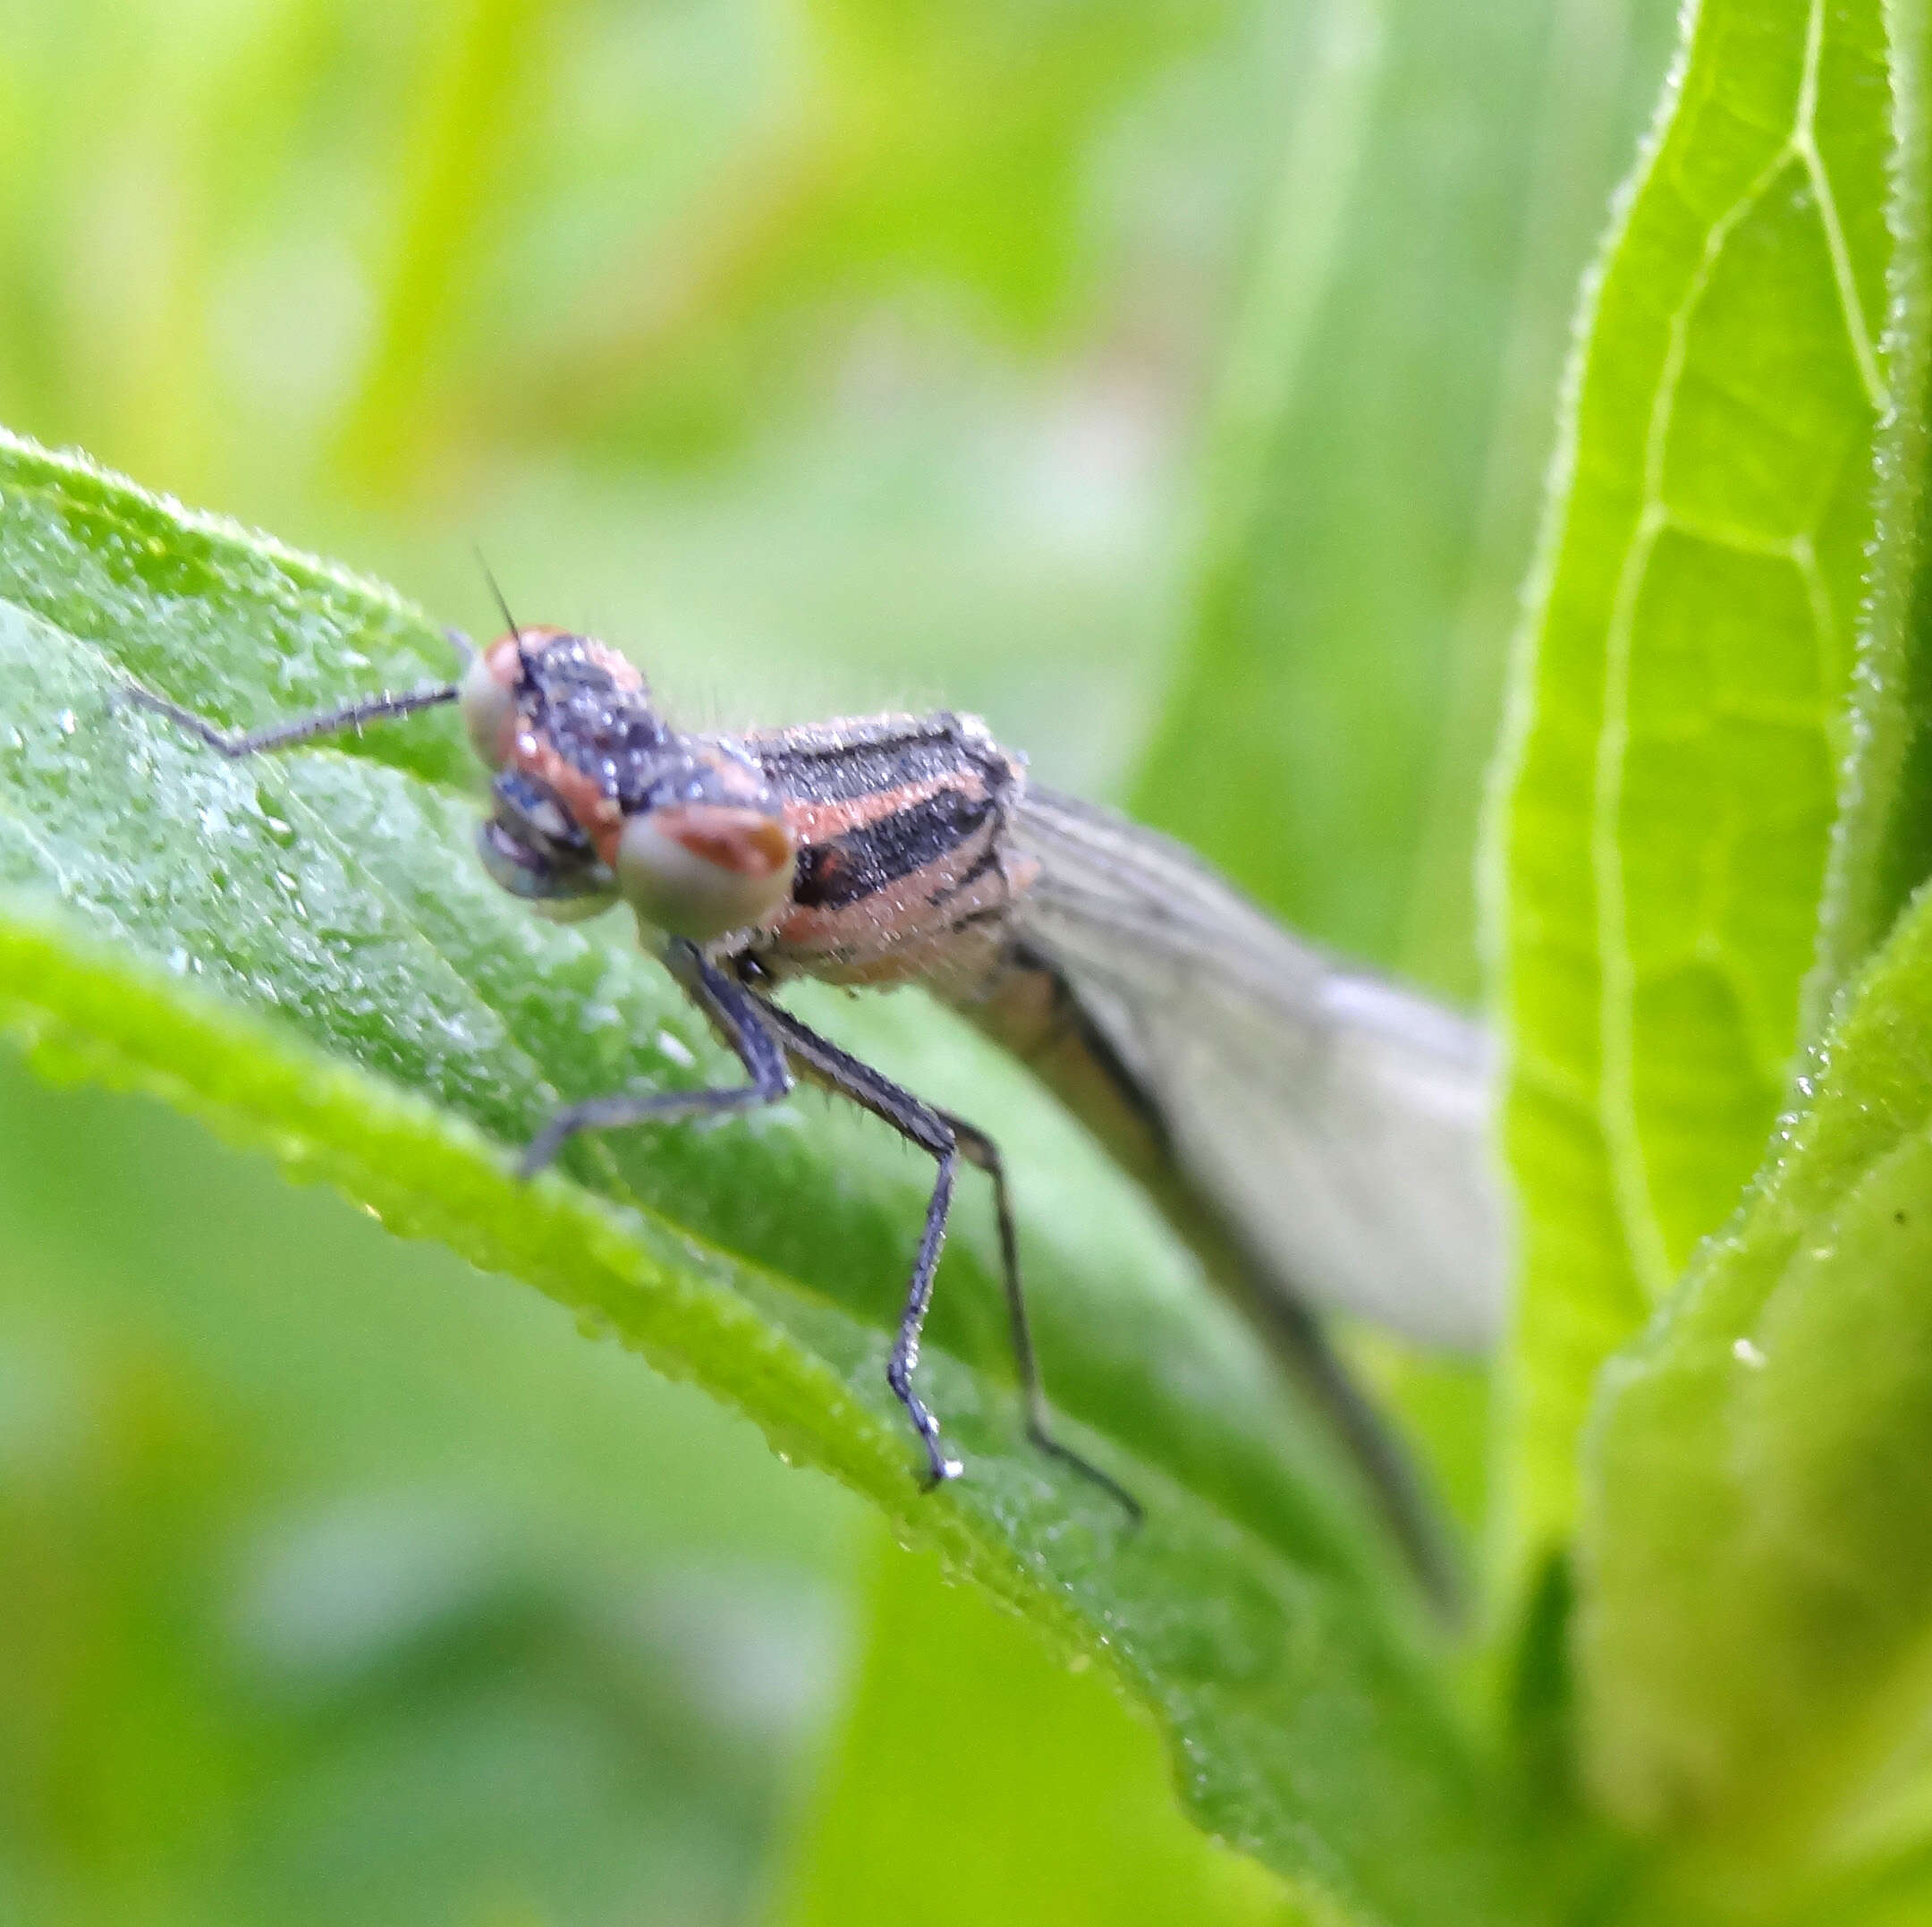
[754,997,1141,1518]
[941,1107,1143,1500]
[515,941,793,1176]
[520,961,1134,1512]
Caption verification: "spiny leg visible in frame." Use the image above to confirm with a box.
[519,940,793,1177]
[891,1139,966,1489]
[758,997,1134,1511]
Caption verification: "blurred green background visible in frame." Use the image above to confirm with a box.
[0,1,1673,1920]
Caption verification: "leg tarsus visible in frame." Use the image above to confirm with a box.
[1024,1418,1143,1524]
[891,1355,963,1491]
[513,1087,775,1181]
[885,1147,965,1488]
[940,1108,1141,1524]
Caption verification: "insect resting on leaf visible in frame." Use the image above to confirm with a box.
[124,612,1504,1609]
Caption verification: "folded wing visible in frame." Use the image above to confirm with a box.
[997,787,1506,1350]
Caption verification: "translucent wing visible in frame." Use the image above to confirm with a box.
[995,787,1505,1349]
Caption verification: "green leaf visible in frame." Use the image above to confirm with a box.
[0,429,1549,1925]
[1133,0,1671,999]
[1572,0,1932,1885]
[1814,0,1932,1004]
[771,1522,1301,1927]
[1489,0,1899,1577]
[1578,875,1932,1888]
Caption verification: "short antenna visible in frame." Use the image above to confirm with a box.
[475,548,530,675]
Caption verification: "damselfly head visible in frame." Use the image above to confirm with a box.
[459,626,663,775]
[464,625,796,940]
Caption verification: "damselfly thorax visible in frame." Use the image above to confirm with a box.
[743,709,1038,995]
[124,622,1504,1609]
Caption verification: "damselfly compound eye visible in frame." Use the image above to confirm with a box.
[479,771,618,913]
[616,802,796,940]
[458,637,521,769]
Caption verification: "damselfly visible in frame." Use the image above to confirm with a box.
[125,620,1504,1600]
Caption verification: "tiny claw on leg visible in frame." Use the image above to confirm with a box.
[889,1354,960,1491]
[918,1449,965,1493]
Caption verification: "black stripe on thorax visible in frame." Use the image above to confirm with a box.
[792,785,996,912]
[753,713,1009,806]
[928,836,1004,907]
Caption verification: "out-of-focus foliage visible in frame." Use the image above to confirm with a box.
[0,1048,855,1927]
[773,1530,1301,1927]
[1137,0,1662,1001]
